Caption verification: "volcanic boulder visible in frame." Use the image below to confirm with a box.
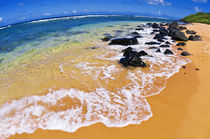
[109,37,139,46]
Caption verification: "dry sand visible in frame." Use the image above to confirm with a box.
[9,23,210,139]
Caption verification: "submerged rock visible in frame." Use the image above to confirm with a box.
[180,51,192,56]
[109,37,139,46]
[101,34,113,42]
[164,49,173,55]
[135,27,144,31]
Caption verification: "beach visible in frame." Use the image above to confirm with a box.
[7,23,210,139]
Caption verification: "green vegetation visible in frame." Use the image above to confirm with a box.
[181,12,210,25]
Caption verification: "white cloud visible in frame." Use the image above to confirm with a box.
[140,0,171,6]
[72,10,77,14]
[192,0,207,3]
[18,3,24,6]
[194,6,202,12]
[0,17,2,22]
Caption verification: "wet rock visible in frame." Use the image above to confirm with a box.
[146,23,152,26]
[145,41,161,45]
[148,46,158,49]
[120,47,147,68]
[177,48,183,50]
[180,51,191,56]
[160,44,170,48]
[182,66,186,68]
[169,21,178,29]
[195,68,200,70]
[164,49,173,55]
[119,56,146,67]
[176,42,186,46]
[153,29,160,32]
[135,27,144,31]
[157,39,165,42]
[186,30,196,34]
[156,48,161,53]
[109,37,139,46]
[131,32,140,35]
[188,35,201,41]
[171,30,188,41]
[165,41,171,44]
[153,34,165,40]
[152,23,160,28]
[178,26,187,30]
[122,47,137,57]
[138,50,148,57]
[159,27,169,36]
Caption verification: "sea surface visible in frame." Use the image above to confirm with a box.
[0,15,190,138]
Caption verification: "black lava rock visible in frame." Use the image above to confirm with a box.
[176,42,186,46]
[157,39,165,42]
[178,26,187,30]
[138,51,148,57]
[156,48,161,53]
[188,35,201,41]
[109,37,139,46]
[164,49,173,55]
[165,41,171,44]
[145,41,161,45]
[181,51,192,56]
[154,34,165,40]
[160,44,170,48]
[135,27,144,31]
[186,30,196,34]
[171,30,188,41]
[177,48,183,50]
[159,27,169,36]
[152,23,159,28]
[148,46,158,49]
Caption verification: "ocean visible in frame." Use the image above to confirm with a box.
[0,15,190,138]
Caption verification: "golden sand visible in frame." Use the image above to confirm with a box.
[8,23,210,139]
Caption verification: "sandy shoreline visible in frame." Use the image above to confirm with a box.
[9,23,210,139]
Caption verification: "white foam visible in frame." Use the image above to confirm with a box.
[29,15,123,24]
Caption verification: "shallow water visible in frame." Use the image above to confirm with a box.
[0,15,190,139]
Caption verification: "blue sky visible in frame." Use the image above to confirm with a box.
[0,0,209,26]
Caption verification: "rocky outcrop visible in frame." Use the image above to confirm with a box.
[145,41,161,45]
[120,47,147,67]
[109,37,139,46]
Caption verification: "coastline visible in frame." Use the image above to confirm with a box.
[9,23,210,139]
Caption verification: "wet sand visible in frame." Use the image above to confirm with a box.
[9,23,210,139]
